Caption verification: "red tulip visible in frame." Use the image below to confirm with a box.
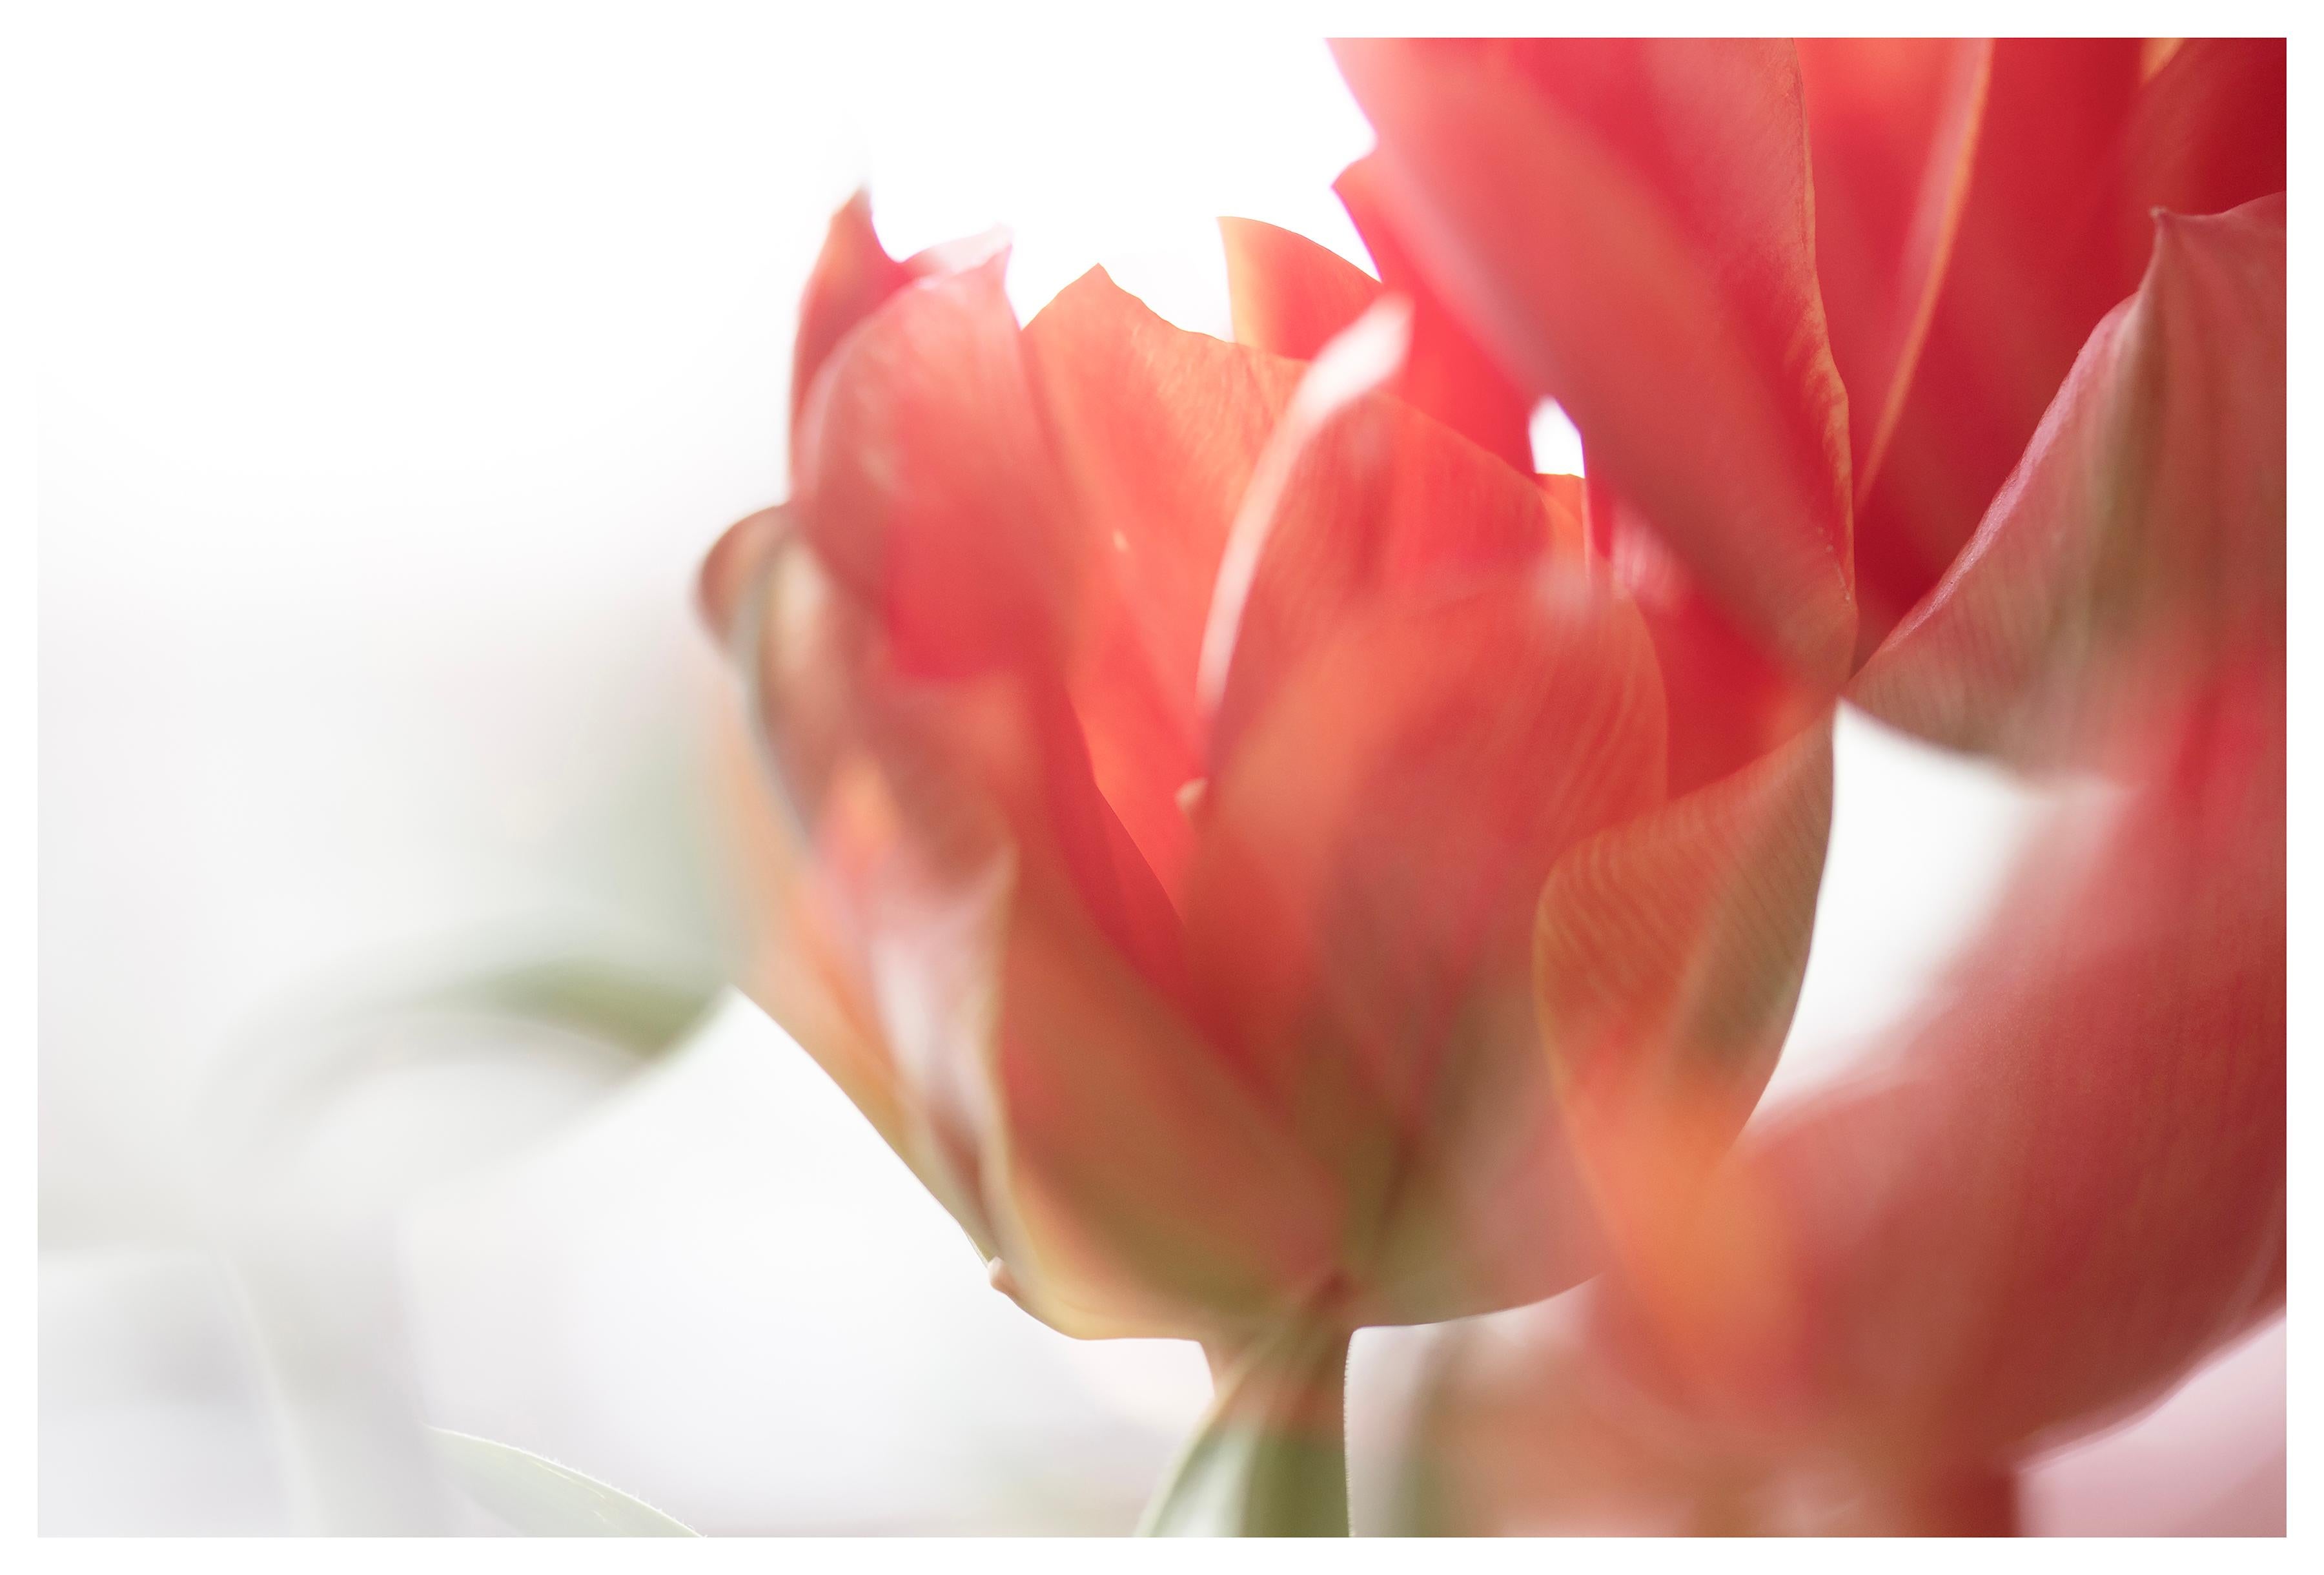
[703,176,1838,1529]
[1336,37,2283,1532]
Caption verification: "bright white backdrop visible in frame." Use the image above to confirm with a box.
[34,7,2282,1534]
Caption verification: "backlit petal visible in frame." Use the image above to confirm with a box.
[1851,197,2285,766]
[1597,659,2285,1465]
[794,254,1084,677]
[1853,39,2284,656]
[1332,38,1855,682]
[1183,570,1667,1324]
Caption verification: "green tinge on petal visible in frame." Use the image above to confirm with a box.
[1536,712,1836,1130]
[1849,196,2285,768]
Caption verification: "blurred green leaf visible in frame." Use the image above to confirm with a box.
[402,956,720,1060]
[429,1426,697,1536]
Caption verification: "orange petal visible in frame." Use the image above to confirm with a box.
[1798,39,1992,499]
[1853,39,2284,657]
[1851,196,2285,766]
[1332,38,1855,683]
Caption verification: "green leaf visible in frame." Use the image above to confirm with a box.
[400,955,720,1060]
[429,1426,698,1536]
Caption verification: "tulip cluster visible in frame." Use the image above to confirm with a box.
[701,37,2284,1536]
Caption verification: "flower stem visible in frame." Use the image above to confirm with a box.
[1137,1321,1353,1537]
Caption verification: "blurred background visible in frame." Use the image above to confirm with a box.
[34,8,2281,1534]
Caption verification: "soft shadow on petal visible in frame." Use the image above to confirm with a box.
[1206,371,1583,779]
[1583,480,1826,796]
[1798,39,1991,498]
[1021,267,1303,898]
[1851,39,2283,657]
[1334,157,1536,471]
[1594,658,2285,1471]
[1538,712,1835,1175]
[1185,571,1667,1324]
[1332,37,1855,683]
[795,253,1083,677]
[1851,197,2285,767]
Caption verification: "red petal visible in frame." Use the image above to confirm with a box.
[1599,659,2285,1463]
[1387,1295,2041,1532]
[1798,39,1992,499]
[1853,39,2285,657]
[1851,196,2285,765]
[790,191,922,435]
[1538,712,1835,1169]
[1021,266,1303,895]
[737,528,1334,1338]
[985,889,1344,1339]
[720,530,1003,1252]
[793,254,1083,677]
[1183,570,1667,1323]
[1334,156,1536,471]
[1332,39,1855,683]
[1588,481,1827,796]
[1203,313,1585,778]
[1218,214,1382,362]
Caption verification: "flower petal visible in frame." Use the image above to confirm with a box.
[1587,482,1829,796]
[790,190,922,435]
[1537,711,1835,1180]
[1851,196,2285,766]
[719,528,1003,1255]
[984,889,1344,1340]
[1596,658,2285,1465]
[1334,156,1536,471]
[1203,325,1584,779]
[736,527,1332,1339]
[1021,266,1303,894]
[1798,39,1992,498]
[1183,569,1667,1323]
[794,252,1084,677]
[1332,38,1855,683]
[1217,214,1382,362]
[1853,39,2285,656]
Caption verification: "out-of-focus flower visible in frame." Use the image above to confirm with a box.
[1334,37,2283,1532]
[701,165,1839,1528]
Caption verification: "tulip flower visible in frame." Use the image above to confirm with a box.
[1334,37,2283,1532]
[701,161,1840,1530]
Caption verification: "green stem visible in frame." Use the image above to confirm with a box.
[1136,1321,1353,1537]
